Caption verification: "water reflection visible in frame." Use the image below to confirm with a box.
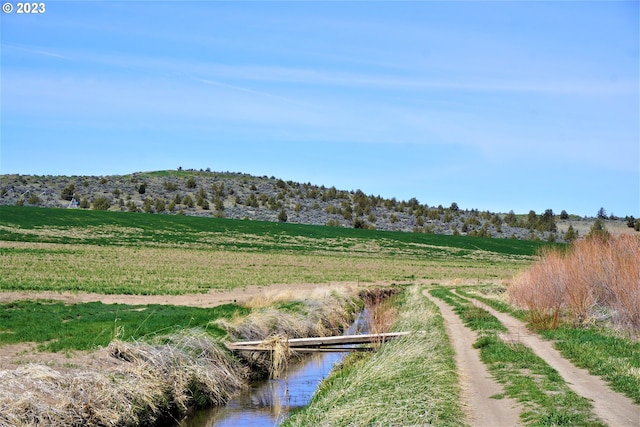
[180,351,346,427]
[180,312,367,427]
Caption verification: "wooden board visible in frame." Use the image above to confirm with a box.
[226,331,414,351]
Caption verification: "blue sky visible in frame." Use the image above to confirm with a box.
[1,1,638,217]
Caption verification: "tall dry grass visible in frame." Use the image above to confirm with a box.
[359,288,399,350]
[0,330,249,427]
[215,285,362,377]
[509,235,640,331]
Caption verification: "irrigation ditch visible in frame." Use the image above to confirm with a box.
[181,304,373,426]
[178,287,401,427]
[0,286,400,426]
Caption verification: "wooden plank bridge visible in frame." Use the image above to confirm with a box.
[226,332,412,353]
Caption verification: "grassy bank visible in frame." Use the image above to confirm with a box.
[430,288,605,426]
[283,285,464,426]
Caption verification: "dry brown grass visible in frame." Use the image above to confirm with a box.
[0,240,530,295]
[359,288,399,349]
[0,357,175,427]
[110,331,249,410]
[258,334,291,379]
[222,286,360,340]
[509,235,640,331]
[0,330,249,426]
[217,285,361,377]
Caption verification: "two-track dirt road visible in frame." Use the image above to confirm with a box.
[424,290,523,426]
[426,289,639,427]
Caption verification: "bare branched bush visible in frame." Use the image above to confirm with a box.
[606,236,640,329]
[509,248,567,329]
[509,235,640,332]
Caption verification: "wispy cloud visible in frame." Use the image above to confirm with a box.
[195,78,309,107]
[2,43,68,59]
[5,41,636,98]
[2,1,637,216]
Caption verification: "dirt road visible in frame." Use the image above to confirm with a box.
[424,290,523,426]
[455,291,640,427]
[0,280,401,308]
[426,288,640,426]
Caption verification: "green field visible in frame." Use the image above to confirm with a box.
[0,300,248,352]
[0,205,551,295]
[1,205,637,426]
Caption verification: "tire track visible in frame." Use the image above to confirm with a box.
[424,290,523,426]
[457,291,640,427]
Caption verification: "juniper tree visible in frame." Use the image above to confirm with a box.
[61,184,75,201]
[588,218,609,240]
[92,196,111,211]
[504,211,518,227]
[182,195,194,208]
[564,225,578,242]
[538,209,557,232]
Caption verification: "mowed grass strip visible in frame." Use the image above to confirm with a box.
[283,286,465,426]
[0,300,249,352]
[429,288,605,426]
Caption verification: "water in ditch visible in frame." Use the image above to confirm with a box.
[179,312,367,427]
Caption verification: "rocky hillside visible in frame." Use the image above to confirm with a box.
[1,169,635,242]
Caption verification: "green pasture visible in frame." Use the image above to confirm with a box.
[0,206,551,295]
[0,300,248,352]
[0,205,548,255]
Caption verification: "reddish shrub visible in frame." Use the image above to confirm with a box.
[509,235,640,331]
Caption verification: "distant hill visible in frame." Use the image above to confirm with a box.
[1,169,635,242]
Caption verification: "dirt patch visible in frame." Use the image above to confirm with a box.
[0,280,403,309]
[0,343,128,376]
